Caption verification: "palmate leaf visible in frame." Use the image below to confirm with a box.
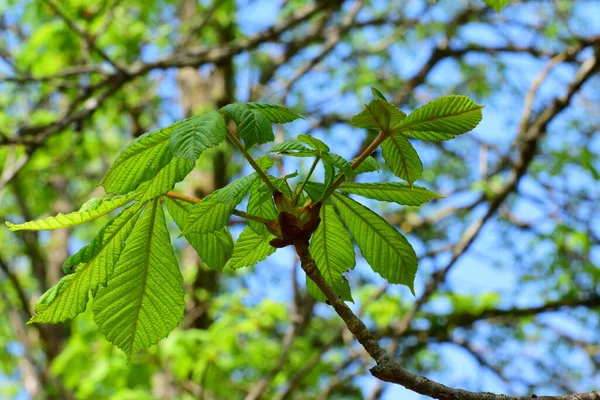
[181,172,260,236]
[164,197,233,270]
[354,156,380,174]
[242,103,303,123]
[227,226,275,270]
[247,179,279,236]
[267,141,314,157]
[351,98,406,131]
[392,95,483,141]
[136,158,195,202]
[169,111,227,161]
[298,134,329,155]
[28,202,144,323]
[222,104,274,148]
[308,204,355,302]
[323,152,356,181]
[338,182,441,206]
[100,123,177,194]
[93,198,185,359]
[380,134,423,186]
[333,193,417,293]
[6,192,136,231]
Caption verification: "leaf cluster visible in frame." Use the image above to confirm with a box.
[5,89,483,357]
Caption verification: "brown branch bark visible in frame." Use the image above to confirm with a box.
[294,240,600,400]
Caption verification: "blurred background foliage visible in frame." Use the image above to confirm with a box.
[0,0,599,399]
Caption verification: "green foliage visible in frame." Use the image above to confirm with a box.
[333,192,418,293]
[100,124,176,194]
[169,111,227,161]
[93,198,185,359]
[222,103,301,148]
[308,205,355,302]
[164,197,233,270]
[350,98,406,131]
[9,91,483,357]
[227,227,276,269]
[29,203,143,323]
[6,192,136,231]
[381,134,423,186]
[393,95,483,141]
[482,0,511,12]
[338,182,440,206]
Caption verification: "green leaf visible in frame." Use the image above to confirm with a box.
[93,198,185,358]
[322,156,336,190]
[169,111,227,161]
[338,182,441,206]
[308,205,355,302]
[28,203,143,323]
[6,192,136,231]
[333,193,417,293]
[298,134,329,155]
[136,158,195,202]
[371,87,388,101]
[222,104,274,148]
[325,152,357,180]
[267,141,314,156]
[482,0,510,12]
[181,171,260,236]
[392,95,483,141]
[380,134,423,186]
[247,179,278,236]
[303,181,326,201]
[350,99,406,131]
[354,156,380,174]
[181,197,233,235]
[100,124,176,194]
[242,103,303,123]
[164,197,233,270]
[213,172,262,205]
[227,226,276,270]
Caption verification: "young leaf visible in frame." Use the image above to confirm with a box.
[371,87,388,101]
[324,152,356,180]
[321,157,334,190]
[169,111,227,161]
[164,197,233,270]
[353,156,380,174]
[28,202,143,324]
[227,226,276,270]
[181,171,261,236]
[267,141,314,157]
[93,198,185,359]
[338,182,441,206]
[350,99,406,131]
[242,103,303,123]
[100,124,176,194]
[380,134,423,186]
[392,95,483,141]
[333,193,417,293]
[222,104,274,148]
[181,197,233,235]
[303,181,326,201]
[308,204,355,302]
[6,192,136,231]
[247,179,278,236]
[298,134,329,155]
[136,158,195,202]
[483,0,510,12]
[213,172,262,205]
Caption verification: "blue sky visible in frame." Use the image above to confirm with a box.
[4,0,600,399]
